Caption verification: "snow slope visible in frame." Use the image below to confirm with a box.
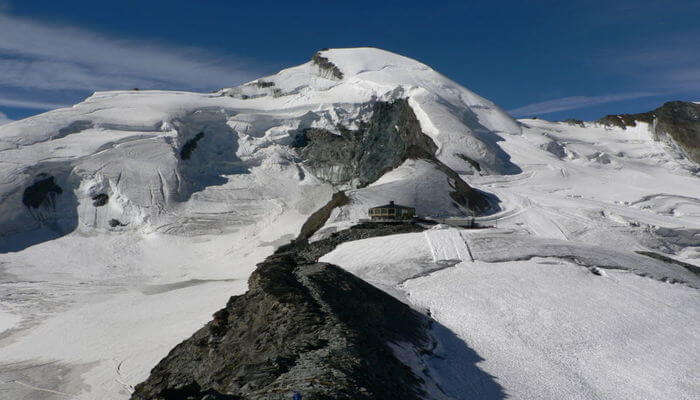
[314,159,481,236]
[322,232,698,399]
[0,47,698,399]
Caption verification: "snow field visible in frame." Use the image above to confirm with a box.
[404,260,699,400]
[424,228,473,264]
[0,191,325,399]
[321,231,700,400]
[0,308,20,334]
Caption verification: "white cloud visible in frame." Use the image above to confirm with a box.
[510,29,700,118]
[0,95,68,110]
[664,67,700,86]
[0,110,12,125]
[508,92,658,117]
[598,31,700,93]
[0,14,263,92]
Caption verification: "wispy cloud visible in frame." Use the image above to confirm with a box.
[0,95,68,110]
[510,25,700,118]
[611,48,700,93]
[0,12,264,112]
[508,92,658,116]
[0,111,12,125]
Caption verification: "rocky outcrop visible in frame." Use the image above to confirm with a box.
[131,222,435,400]
[91,193,109,207]
[561,118,585,128]
[598,101,700,163]
[541,141,568,159]
[293,98,492,212]
[293,99,437,187]
[432,160,494,213]
[454,153,482,172]
[597,111,654,129]
[652,102,700,164]
[296,191,349,241]
[282,221,426,263]
[311,52,344,80]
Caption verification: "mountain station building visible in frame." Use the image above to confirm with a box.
[368,201,416,220]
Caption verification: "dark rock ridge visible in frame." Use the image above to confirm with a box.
[597,101,700,164]
[293,98,492,212]
[255,81,275,88]
[311,52,344,80]
[296,191,349,242]
[131,222,438,400]
[597,111,653,128]
[561,118,585,127]
[455,153,482,172]
[293,99,437,186]
[281,221,426,263]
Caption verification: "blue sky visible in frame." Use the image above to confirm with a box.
[1,0,698,124]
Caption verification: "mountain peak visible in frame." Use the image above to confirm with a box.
[218,47,521,174]
[312,47,433,78]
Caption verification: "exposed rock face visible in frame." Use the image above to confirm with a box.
[542,141,568,159]
[597,111,654,129]
[91,193,109,207]
[293,99,492,212]
[296,191,349,241]
[283,221,426,263]
[454,153,482,172]
[131,224,434,400]
[598,101,700,163]
[653,102,700,164]
[562,118,585,128]
[293,99,437,187]
[108,218,125,228]
[311,51,344,80]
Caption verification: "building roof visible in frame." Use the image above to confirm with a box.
[369,201,415,210]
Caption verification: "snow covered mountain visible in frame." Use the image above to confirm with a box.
[597,100,700,165]
[0,48,517,246]
[0,48,698,399]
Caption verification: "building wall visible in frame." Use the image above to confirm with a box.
[368,207,415,220]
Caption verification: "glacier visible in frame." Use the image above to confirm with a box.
[0,48,698,399]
